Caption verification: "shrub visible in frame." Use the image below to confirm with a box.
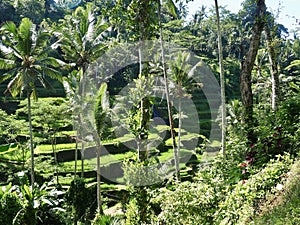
[215,154,293,225]
[0,189,22,224]
[153,181,218,225]
[92,213,120,225]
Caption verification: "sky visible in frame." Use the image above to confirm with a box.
[187,0,300,34]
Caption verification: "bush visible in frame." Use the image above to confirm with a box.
[153,181,218,225]
[92,213,120,225]
[215,154,293,225]
[0,190,22,224]
[65,177,97,224]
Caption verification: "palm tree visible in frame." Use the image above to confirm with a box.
[94,82,110,214]
[157,0,180,180]
[0,18,63,186]
[169,52,199,174]
[214,0,226,155]
[57,3,110,73]
[56,3,110,176]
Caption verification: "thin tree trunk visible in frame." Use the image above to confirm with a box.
[265,24,280,111]
[240,0,266,143]
[158,0,179,181]
[138,43,143,161]
[81,142,85,177]
[95,139,103,214]
[74,131,78,178]
[215,0,226,155]
[27,92,35,187]
[52,132,59,184]
[137,41,150,162]
[177,97,182,156]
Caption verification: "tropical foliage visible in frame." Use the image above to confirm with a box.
[0,0,299,224]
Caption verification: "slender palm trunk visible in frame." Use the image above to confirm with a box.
[265,25,280,111]
[137,44,144,161]
[95,138,103,214]
[52,132,59,184]
[74,130,78,178]
[81,142,85,177]
[138,43,144,161]
[27,92,35,187]
[177,97,182,156]
[158,0,179,181]
[215,0,226,155]
[137,42,149,162]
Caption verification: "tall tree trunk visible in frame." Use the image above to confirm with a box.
[158,0,179,181]
[214,0,226,155]
[265,24,280,111]
[27,92,35,187]
[240,0,266,143]
[81,142,85,177]
[177,97,182,157]
[95,138,103,214]
[137,43,149,162]
[74,131,78,178]
[52,132,59,184]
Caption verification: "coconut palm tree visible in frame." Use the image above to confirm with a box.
[169,52,194,165]
[157,0,180,180]
[56,3,110,73]
[94,82,110,214]
[214,0,226,155]
[56,3,110,176]
[0,18,64,186]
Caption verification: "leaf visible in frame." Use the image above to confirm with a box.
[0,143,17,154]
[285,60,300,70]
[162,0,178,18]
[0,144,10,153]
[0,21,17,35]
[41,198,54,206]
[0,58,15,70]
[95,82,109,135]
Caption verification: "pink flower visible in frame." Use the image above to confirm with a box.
[247,157,253,163]
[239,163,247,167]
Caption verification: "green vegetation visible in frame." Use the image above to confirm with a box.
[252,160,300,225]
[0,0,299,224]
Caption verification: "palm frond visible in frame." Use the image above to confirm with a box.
[38,75,53,90]
[162,0,178,18]
[0,68,18,84]
[38,57,67,68]
[6,71,22,97]
[95,82,109,136]
[18,18,34,56]
[32,31,50,55]
[0,21,17,35]
[285,60,300,70]
[40,67,63,82]
[0,58,15,70]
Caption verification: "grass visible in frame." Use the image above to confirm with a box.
[58,151,136,173]
[56,130,76,136]
[252,160,300,225]
[35,131,165,154]
[35,143,78,154]
[165,133,200,146]
[157,148,192,162]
